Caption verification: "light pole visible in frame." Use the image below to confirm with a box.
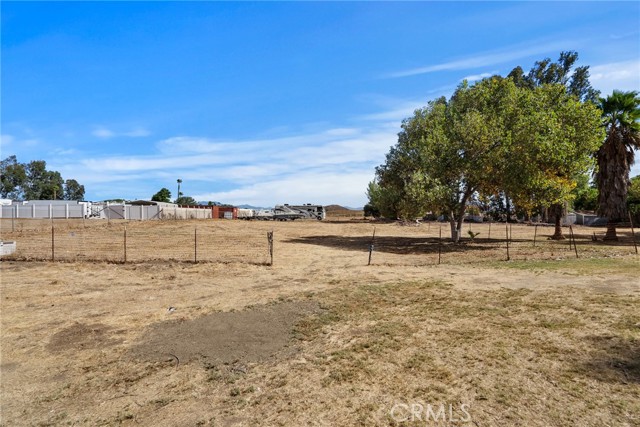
[176,179,182,203]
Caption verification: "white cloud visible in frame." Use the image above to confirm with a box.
[193,170,374,208]
[0,134,39,151]
[385,39,573,78]
[589,59,640,96]
[123,127,151,137]
[92,127,115,139]
[0,134,15,149]
[461,72,495,82]
[55,120,398,205]
[92,126,150,139]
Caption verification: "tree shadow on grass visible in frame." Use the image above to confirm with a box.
[285,235,521,255]
[581,335,640,384]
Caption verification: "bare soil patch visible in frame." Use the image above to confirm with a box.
[128,301,321,365]
[48,322,124,353]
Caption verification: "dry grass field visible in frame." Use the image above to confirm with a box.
[1,218,639,426]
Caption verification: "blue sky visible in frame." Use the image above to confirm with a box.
[2,2,639,207]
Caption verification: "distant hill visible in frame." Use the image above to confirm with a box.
[325,204,363,212]
[325,204,364,218]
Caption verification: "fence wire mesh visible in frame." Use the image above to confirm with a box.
[1,219,272,265]
[362,221,638,266]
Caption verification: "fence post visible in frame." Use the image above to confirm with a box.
[570,225,578,258]
[505,222,510,261]
[438,226,442,265]
[12,205,15,232]
[267,231,274,266]
[630,212,638,255]
[194,227,197,263]
[368,227,376,266]
[124,226,127,263]
[488,221,491,240]
[51,224,55,261]
[533,224,538,247]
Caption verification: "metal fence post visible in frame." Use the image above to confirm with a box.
[438,226,442,265]
[194,227,197,263]
[51,224,55,261]
[367,227,376,266]
[124,226,127,263]
[630,212,638,255]
[505,222,510,261]
[267,231,274,266]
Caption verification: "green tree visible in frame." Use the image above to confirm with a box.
[595,90,640,240]
[372,75,602,242]
[504,84,603,238]
[151,188,172,203]
[513,50,600,103]
[0,155,27,199]
[175,196,197,205]
[23,160,64,200]
[505,51,602,238]
[571,172,598,211]
[64,179,85,201]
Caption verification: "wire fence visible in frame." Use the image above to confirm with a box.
[361,221,638,266]
[0,220,273,265]
[1,218,637,267]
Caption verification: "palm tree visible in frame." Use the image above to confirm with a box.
[595,90,640,240]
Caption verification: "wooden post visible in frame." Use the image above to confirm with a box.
[629,212,638,255]
[267,231,274,266]
[570,225,578,258]
[533,224,538,247]
[488,221,491,240]
[51,224,55,261]
[506,222,510,261]
[194,227,198,263]
[124,226,127,263]
[368,227,376,266]
[438,226,442,265]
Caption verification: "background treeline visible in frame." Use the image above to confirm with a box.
[0,156,85,201]
[367,52,640,241]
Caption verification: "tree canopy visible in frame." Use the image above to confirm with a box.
[0,156,85,201]
[151,188,172,203]
[368,57,604,242]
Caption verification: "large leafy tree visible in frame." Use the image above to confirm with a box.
[2,156,84,201]
[369,76,602,242]
[505,84,603,239]
[507,50,601,237]
[64,179,85,201]
[151,188,172,203]
[0,155,26,199]
[23,160,64,200]
[595,90,640,240]
[175,196,197,205]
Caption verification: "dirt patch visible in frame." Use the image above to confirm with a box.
[47,322,124,352]
[129,300,321,366]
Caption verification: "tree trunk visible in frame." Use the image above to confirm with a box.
[603,221,618,241]
[449,218,459,243]
[550,203,565,240]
